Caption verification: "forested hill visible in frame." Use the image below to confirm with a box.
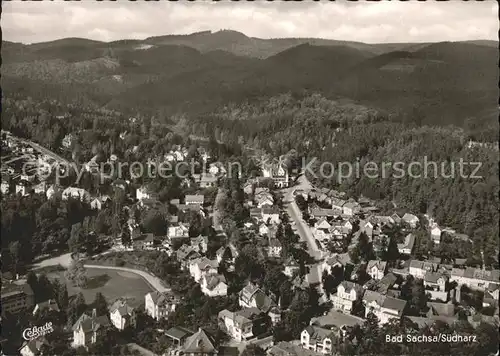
[2,32,498,127]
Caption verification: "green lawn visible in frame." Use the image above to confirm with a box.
[47,268,153,308]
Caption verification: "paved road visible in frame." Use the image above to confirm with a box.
[19,138,70,165]
[284,175,321,259]
[213,187,224,231]
[283,175,324,287]
[1,154,31,165]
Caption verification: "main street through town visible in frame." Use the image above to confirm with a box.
[283,175,324,290]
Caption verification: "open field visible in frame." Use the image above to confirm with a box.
[46,267,153,308]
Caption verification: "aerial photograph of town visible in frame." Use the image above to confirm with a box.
[0,1,498,355]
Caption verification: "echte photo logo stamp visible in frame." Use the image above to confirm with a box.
[22,322,54,341]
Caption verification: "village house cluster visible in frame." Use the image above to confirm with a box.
[282,185,500,355]
[1,130,60,198]
[2,128,498,356]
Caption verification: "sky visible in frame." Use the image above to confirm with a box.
[2,0,498,44]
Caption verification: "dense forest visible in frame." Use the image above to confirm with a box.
[2,37,498,127]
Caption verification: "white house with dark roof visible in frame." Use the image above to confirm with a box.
[62,133,74,148]
[423,272,448,293]
[397,233,415,255]
[330,281,364,312]
[430,225,442,244]
[322,253,352,275]
[366,260,387,281]
[182,327,218,355]
[90,196,110,210]
[329,226,346,240]
[313,228,331,242]
[362,290,407,325]
[391,213,402,224]
[343,220,353,231]
[1,175,10,195]
[255,191,274,207]
[402,213,419,228]
[268,237,283,258]
[252,207,280,224]
[243,181,255,195]
[342,202,360,216]
[216,244,239,264]
[109,299,135,330]
[189,257,219,282]
[300,325,335,354]
[258,223,270,236]
[262,207,280,225]
[32,299,59,315]
[168,224,190,239]
[239,282,276,314]
[218,308,259,342]
[200,273,227,297]
[72,309,110,348]
[314,218,332,230]
[176,244,201,269]
[209,162,226,176]
[409,260,439,279]
[145,291,177,321]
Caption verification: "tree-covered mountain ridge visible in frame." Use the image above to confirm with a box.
[2,31,498,127]
[6,30,496,58]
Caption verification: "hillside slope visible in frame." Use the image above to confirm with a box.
[333,42,499,126]
[1,34,497,126]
